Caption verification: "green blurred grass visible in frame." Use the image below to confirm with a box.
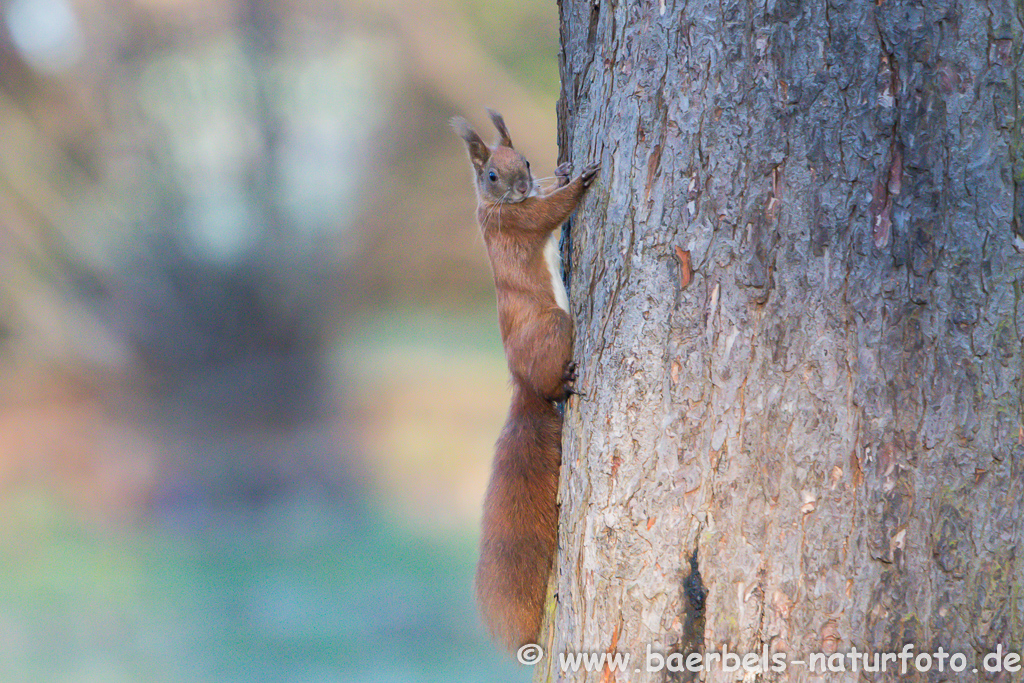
[0,305,527,682]
[0,490,528,682]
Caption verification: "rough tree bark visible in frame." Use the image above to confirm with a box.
[538,0,1024,681]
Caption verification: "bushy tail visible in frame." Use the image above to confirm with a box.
[475,383,562,652]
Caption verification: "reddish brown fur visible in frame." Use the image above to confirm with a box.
[451,110,599,652]
[475,385,561,650]
[481,181,591,399]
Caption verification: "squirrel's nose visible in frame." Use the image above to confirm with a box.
[515,181,529,195]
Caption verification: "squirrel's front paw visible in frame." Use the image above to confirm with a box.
[554,162,572,188]
[580,163,601,187]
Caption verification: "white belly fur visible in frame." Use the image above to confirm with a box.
[544,232,569,312]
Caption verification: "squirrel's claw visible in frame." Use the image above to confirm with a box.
[562,360,578,384]
[560,360,583,400]
[554,162,573,188]
[565,387,588,401]
[580,162,601,187]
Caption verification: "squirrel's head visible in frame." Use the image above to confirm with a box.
[451,109,534,204]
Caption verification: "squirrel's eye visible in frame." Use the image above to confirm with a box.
[488,170,498,183]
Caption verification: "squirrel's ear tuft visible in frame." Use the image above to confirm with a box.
[486,108,514,149]
[451,116,490,169]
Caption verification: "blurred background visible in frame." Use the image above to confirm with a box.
[0,0,562,679]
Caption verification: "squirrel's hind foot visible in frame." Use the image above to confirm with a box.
[560,361,586,400]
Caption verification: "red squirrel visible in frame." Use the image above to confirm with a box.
[451,110,599,652]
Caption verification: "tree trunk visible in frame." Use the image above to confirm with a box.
[540,1,1024,681]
